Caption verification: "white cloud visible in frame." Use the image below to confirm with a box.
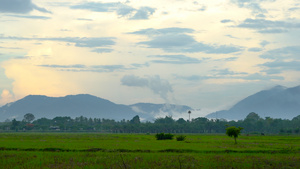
[0,89,14,106]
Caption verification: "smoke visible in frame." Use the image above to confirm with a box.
[121,75,173,100]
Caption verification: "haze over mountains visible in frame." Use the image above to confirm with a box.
[0,94,191,121]
[206,85,300,120]
[1,85,300,122]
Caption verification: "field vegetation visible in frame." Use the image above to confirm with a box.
[0,133,299,168]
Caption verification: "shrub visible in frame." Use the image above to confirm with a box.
[176,135,186,141]
[155,133,174,140]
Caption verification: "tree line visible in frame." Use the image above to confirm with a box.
[0,112,299,134]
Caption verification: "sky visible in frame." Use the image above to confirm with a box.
[0,0,300,117]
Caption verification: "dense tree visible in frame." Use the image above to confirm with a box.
[176,118,186,124]
[11,119,20,130]
[1,112,300,134]
[130,115,141,124]
[23,113,35,123]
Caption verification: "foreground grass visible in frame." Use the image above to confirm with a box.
[0,133,299,168]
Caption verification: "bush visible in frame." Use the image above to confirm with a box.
[176,135,186,141]
[155,133,174,140]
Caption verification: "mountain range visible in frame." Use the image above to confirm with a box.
[0,94,191,121]
[1,85,300,122]
[206,85,300,120]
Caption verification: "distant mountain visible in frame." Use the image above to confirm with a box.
[206,85,300,120]
[0,94,192,121]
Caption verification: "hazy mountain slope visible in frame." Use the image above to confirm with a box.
[0,94,192,121]
[206,85,300,120]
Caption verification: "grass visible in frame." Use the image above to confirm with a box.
[0,133,299,168]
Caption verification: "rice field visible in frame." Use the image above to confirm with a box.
[0,133,299,168]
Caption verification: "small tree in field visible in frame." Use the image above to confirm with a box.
[226,126,243,144]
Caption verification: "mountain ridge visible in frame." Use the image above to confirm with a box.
[206,85,300,120]
[0,94,192,121]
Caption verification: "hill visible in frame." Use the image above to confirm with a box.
[206,85,300,120]
[0,94,192,121]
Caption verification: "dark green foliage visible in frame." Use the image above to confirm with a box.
[176,135,186,141]
[155,116,175,124]
[1,112,300,133]
[11,119,20,130]
[23,113,35,123]
[155,133,174,140]
[226,126,243,144]
[130,115,140,124]
[176,118,186,124]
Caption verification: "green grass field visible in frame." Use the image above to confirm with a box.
[0,133,299,168]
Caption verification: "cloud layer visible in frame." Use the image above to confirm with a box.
[130,27,243,53]
[0,0,51,14]
[71,2,155,20]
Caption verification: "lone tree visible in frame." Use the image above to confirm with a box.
[23,113,35,123]
[226,126,243,144]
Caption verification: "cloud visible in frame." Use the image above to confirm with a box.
[260,40,270,47]
[91,48,114,53]
[221,19,234,23]
[116,4,135,16]
[128,27,195,36]
[0,36,116,48]
[5,14,51,20]
[255,14,266,18]
[236,18,300,34]
[0,0,51,14]
[212,68,248,76]
[39,64,135,73]
[220,57,238,61]
[71,2,118,12]
[259,46,300,60]
[248,47,263,52]
[289,7,300,11]
[241,73,284,80]
[197,6,207,11]
[231,0,269,15]
[77,18,93,21]
[121,75,173,100]
[130,27,243,54]
[129,7,156,20]
[259,46,300,74]
[38,63,149,73]
[261,60,300,74]
[175,72,283,81]
[225,34,240,39]
[0,46,22,50]
[0,89,14,106]
[174,75,208,81]
[71,2,155,20]
[147,55,201,64]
